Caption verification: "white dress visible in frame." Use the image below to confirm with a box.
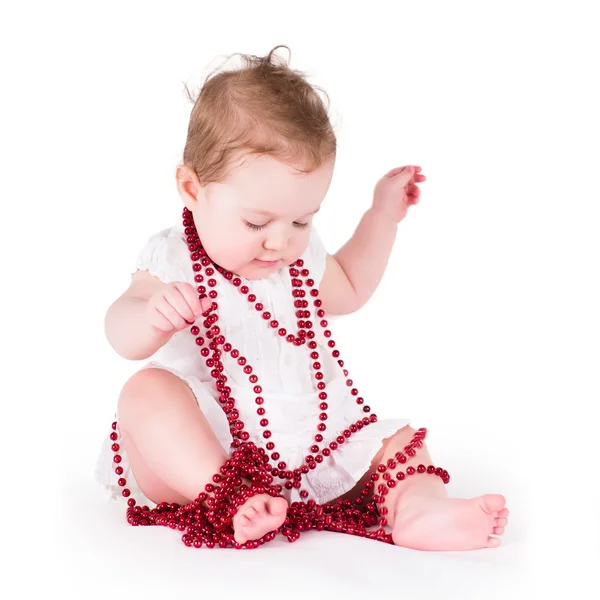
[95,220,410,507]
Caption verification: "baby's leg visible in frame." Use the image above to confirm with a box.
[337,426,509,551]
[116,368,287,544]
[381,426,509,551]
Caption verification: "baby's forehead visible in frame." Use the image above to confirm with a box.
[227,153,311,181]
[223,154,331,214]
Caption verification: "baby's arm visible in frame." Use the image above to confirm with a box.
[319,165,423,315]
[318,208,397,315]
[105,270,175,360]
[105,269,212,360]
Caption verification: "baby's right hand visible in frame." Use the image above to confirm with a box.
[145,282,213,334]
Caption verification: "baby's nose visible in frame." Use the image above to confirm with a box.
[263,228,287,251]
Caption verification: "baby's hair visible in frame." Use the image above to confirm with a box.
[180,45,337,185]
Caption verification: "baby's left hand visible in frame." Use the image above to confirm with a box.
[372,165,426,223]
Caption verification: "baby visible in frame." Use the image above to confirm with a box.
[96,45,508,550]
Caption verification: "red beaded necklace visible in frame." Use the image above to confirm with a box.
[106,208,450,548]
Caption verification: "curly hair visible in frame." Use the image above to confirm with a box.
[180,45,337,185]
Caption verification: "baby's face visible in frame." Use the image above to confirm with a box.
[188,153,335,280]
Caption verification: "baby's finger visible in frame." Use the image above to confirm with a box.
[156,298,189,330]
[161,293,194,328]
[149,307,176,333]
[414,174,426,182]
[177,283,212,318]
[165,287,197,323]
[384,165,415,179]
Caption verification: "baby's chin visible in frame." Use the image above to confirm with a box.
[238,264,281,280]
[231,259,292,281]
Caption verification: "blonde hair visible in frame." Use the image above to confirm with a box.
[181,45,337,185]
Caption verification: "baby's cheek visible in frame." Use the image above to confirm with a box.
[292,233,311,262]
[223,235,255,267]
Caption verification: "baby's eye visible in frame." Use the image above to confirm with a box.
[293,222,309,228]
[244,220,267,231]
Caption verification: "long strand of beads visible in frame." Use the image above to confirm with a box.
[104,208,451,548]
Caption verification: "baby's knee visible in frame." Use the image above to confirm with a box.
[117,367,181,422]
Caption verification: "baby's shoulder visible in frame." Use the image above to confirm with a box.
[134,222,192,284]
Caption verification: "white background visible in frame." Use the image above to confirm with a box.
[2,1,598,598]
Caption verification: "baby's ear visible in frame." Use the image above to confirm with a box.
[176,164,203,211]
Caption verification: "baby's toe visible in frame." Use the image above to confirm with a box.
[268,497,288,516]
[496,517,508,527]
[493,526,505,536]
[486,536,502,548]
[498,508,509,519]
[481,494,506,514]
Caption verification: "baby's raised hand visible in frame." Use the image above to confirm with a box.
[145,282,213,334]
[372,165,426,223]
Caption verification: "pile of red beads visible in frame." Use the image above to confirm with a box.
[105,208,450,548]
[115,430,449,548]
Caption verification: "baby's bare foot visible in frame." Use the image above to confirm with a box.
[232,494,288,545]
[392,494,508,551]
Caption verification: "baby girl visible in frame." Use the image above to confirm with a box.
[96,46,508,550]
